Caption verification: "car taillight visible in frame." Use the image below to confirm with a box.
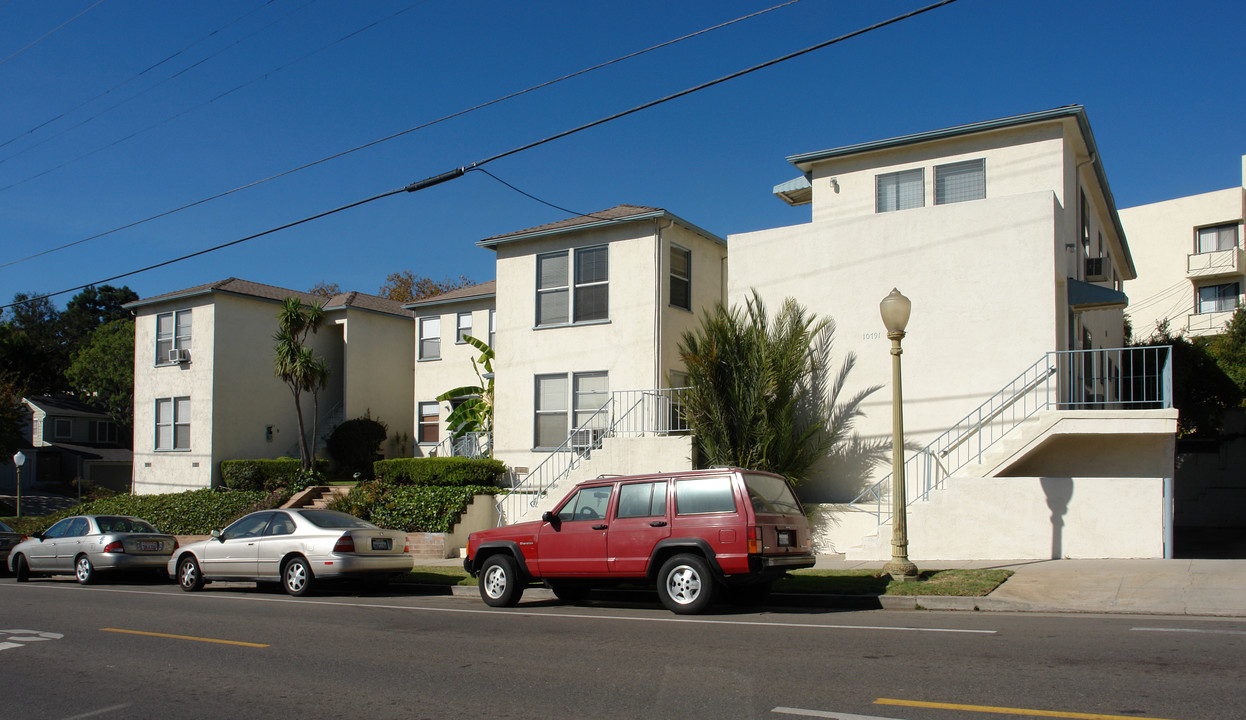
[747,525,763,554]
[402,542,410,554]
[103,541,125,554]
[333,534,355,553]
[172,539,180,551]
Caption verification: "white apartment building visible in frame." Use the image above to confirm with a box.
[1120,156,1246,339]
[126,278,414,493]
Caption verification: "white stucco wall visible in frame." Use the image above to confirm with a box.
[338,308,414,456]
[412,297,494,457]
[729,191,1063,501]
[1121,181,1245,340]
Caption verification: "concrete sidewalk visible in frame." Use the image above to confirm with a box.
[433,555,1246,617]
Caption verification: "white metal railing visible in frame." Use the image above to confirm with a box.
[429,431,492,459]
[1186,247,1241,276]
[496,387,689,524]
[851,346,1172,526]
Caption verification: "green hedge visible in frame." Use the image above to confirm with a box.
[220,458,329,491]
[328,483,501,533]
[4,489,276,535]
[373,457,506,487]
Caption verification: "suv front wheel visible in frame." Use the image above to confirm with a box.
[657,554,714,614]
[479,554,524,607]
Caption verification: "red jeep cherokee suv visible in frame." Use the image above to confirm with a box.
[463,467,814,614]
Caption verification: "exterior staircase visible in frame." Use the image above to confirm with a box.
[283,485,351,510]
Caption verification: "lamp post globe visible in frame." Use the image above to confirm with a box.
[12,451,25,519]
[880,289,918,580]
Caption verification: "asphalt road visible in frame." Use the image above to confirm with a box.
[2,577,1244,720]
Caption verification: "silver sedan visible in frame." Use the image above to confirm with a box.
[8,515,179,584]
[169,509,414,596]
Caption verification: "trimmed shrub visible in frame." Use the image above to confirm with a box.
[327,416,389,479]
[220,458,329,491]
[373,457,506,487]
[4,489,276,535]
[327,482,502,533]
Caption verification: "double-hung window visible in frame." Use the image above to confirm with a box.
[536,246,609,326]
[418,402,439,444]
[533,371,609,449]
[419,316,441,360]
[876,168,923,213]
[1197,224,1239,254]
[155,396,191,450]
[1197,282,1240,314]
[488,309,496,349]
[456,312,473,344]
[670,246,691,310]
[53,418,72,439]
[934,159,985,205]
[156,309,192,364]
[93,420,118,444]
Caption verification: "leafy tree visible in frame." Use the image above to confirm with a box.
[435,335,494,454]
[0,292,66,395]
[1205,307,1246,403]
[61,285,138,351]
[274,298,330,471]
[677,291,885,487]
[1134,320,1240,437]
[66,319,135,439]
[308,281,342,299]
[0,372,26,463]
[378,271,472,303]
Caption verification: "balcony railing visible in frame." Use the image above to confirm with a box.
[1187,248,1242,278]
[1187,307,1239,337]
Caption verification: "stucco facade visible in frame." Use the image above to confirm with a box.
[127,279,413,493]
[730,107,1137,502]
[478,206,726,476]
[1120,156,1246,339]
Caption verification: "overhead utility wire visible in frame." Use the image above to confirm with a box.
[0,0,324,171]
[1,0,959,310]
[0,0,105,67]
[1,0,799,269]
[0,0,278,152]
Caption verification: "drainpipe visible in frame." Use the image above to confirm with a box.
[1162,476,1174,559]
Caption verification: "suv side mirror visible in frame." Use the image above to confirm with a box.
[541,511,557,525]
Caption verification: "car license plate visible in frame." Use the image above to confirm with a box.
[137,541,160,552]
[777,531,793,547]
[371,538,391,551]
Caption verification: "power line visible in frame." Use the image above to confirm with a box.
[0,0,105,67]
[1,0,801,269]
[0,0,278,153]
[0,0,960,311]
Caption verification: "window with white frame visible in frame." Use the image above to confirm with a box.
[456,312,473,344]
[536,246,609,326]
[488,309,496,349]
[155,309,192,365]
[1197,223,1239,254]
[155,397,191,450]
[1197,282,1240,314]
[876,168,923,213]
[418,402,439,444]
[533,371,610,449]
[53,418,72,439]
[418,316,441,360]
[934,159,985,205]
[670,245,691,310]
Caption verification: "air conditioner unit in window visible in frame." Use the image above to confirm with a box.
[167,348,190,364]
[1084,257,1108,282]
[569,427,606,455]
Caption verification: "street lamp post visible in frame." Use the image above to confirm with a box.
[12,451,25,519]
[880,289,918,581]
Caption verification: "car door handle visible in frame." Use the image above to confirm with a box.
[650,521,667,527]
[592,524,608,530]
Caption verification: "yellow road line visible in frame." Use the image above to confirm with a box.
[875,698,1178,720]
[100,628,268,648]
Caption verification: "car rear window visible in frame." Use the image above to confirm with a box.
[742,473,803,515]
[675,477,736,515]
[97,516,158,534]
[298,510,379,529]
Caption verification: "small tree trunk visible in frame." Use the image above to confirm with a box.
[290,385,310,471]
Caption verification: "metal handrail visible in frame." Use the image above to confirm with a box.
[851,346,1172,527]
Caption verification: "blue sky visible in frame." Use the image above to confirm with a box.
[1,0,1243,309]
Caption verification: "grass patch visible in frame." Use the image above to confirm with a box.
[403,565,1013,596]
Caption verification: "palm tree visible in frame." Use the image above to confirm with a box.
[274,297,327,471]
[677,291,885,487]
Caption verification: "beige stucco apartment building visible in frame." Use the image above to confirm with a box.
[1120,155,1246,339]
[126,279,414,493]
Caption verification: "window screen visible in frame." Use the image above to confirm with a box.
[876,168,923,213]
[935,159,985,205]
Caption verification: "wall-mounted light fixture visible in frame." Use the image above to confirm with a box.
[829,178,840,193]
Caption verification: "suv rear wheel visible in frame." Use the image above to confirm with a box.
[479,554,524,607]
[657,553,714,614]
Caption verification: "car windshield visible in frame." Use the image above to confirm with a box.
[96,516,158,534]
[298,510,378,530]
[743,473,803,515]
